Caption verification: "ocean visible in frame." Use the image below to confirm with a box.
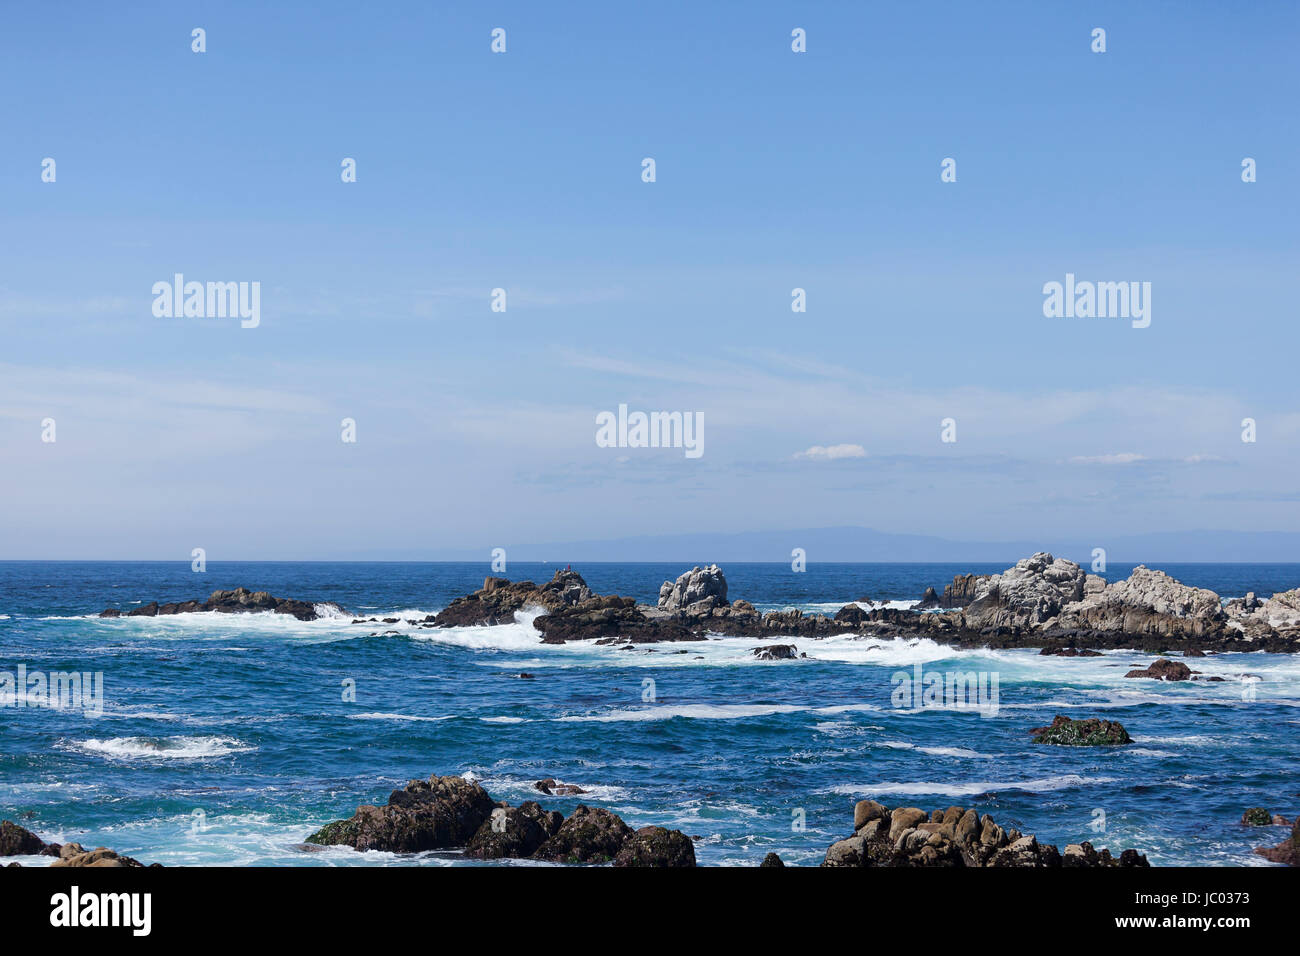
[2,560,1297,867]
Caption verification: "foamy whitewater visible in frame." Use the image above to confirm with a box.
[1,560,1297,866]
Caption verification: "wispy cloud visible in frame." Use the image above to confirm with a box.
[794,443,867,461]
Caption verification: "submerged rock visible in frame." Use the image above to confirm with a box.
[1030,715,1132,746]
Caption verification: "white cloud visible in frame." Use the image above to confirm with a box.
[1068,453,1147,465]
[795,443,867,461]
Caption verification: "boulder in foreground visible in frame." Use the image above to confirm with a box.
[307,774,695,866]
[822,800,1148,868]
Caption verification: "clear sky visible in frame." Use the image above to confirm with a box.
[1,1,1297,559]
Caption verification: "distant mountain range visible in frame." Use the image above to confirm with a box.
[356,527,1300,564]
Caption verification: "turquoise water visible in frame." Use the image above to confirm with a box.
[1,561,1297,866]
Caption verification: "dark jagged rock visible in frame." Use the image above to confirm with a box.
[613,826,697,867]
[305,774,496,852]
[465,801,563,860]
[0,820,47,856]
[932,573,992,608]
[1039,645,1102,657]
[432,570,593,628]
[430,556,1300,652]
[760,852,785,867]
[1031,715,1132,746]
[535,597,703,645]
[534,805,634,864]
[1255,817,1300,866]
[822,800,1148,868]
[752,643,801,661]
[534,778,586,796]
[834,603,872,625]
[307,774,693,866]
[1241,807,1273,826]
[1,823,156,866]
[100,587,343,622]
[1124,658,1193,681]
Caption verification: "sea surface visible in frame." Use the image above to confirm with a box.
[1,561,1297,867]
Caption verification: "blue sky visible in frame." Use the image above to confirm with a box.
[1,1,1298,559]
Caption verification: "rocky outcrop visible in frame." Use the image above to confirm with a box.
[1030,715,1132,746]
[760,852,785,867]
[306,774,497,852]
[99,587,343,621]
[612,826,698,867]
[1124,658,1194,681]
[1241,808,1276,826]
[533,806,634,864]
[0,820,48,856]
[1255,817,1300,866]
[921,573,991,609]
[752,644,802,660]
[432,570,593,627]
[658,564,728,612]
[961,553,1086,630]
[822,800,1148,868]
[427,556,1300,652]
[534,778,586,796]
[465,802,563,860]
[1226,588,1300,641]
[1053,567,1227,641]
[0,821,155,866]
[307,773,694,866]
[50,845,148,868]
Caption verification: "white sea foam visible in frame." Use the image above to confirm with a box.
[826,774,1116,797]
[349,712,454,723]
[70,735,253,760]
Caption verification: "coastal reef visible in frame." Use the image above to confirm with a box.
[419,555,1300,653]
[99,587,344,622]
[305,773,696,867]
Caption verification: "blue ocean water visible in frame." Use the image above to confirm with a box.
[1,561,1297,867]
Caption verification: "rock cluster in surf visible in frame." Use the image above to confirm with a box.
[98,587,343,622]
[0,820,156,867]
[1030,715,1132,746]
[305,773,696,867]
[420,556,1300,653]
[822,801,1149,868]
